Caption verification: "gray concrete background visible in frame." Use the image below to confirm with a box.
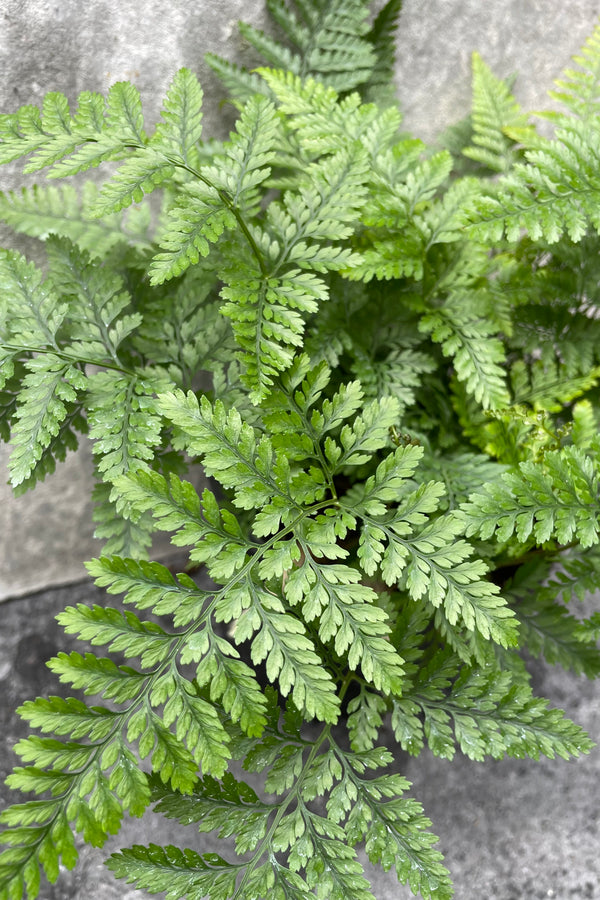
[1,1,600,597]
[0,581,598,899]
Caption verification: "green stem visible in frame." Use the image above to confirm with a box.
[163,153,269,278]
[1,342,136,376]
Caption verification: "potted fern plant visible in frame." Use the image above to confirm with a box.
[0,1,599,898]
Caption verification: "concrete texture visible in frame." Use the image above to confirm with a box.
[0,580,598,898]
[0,0,600,598]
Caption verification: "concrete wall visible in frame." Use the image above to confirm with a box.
[1,0,599,599]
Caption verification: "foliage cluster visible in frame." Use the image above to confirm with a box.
[0,1,599,897]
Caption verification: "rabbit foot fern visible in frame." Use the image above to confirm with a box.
[1,1,599,897]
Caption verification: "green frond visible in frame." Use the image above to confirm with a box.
[394,657,595,762]
[0,248,66,348]
[151,67,205,166]
[0,247,91,489]
[506,563,600,678]
[541,547,600,604]
[7,357,86,488]
[461,444,600,548]
[149,94,279,286]
[361,0,403,105]
[549,21,600,120]
[106,843,238,899]
[87,372,164,485]
[240,0,377,93]
[0,82,146,177]
[463,53,525,173]
[46,236,141,363]
[205,51,272,104]
[151,772,272,856]
[0,182,152,255]
[260,67,403,159]
[92,481,155,559]
[419,299,510,411]
[464,119,600,243]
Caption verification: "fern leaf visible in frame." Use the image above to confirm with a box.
[419,300,509,411]
[56,603,177,667]
[113,470,253,582]
[351,491,518,648]
[362,0,403,104]
[0,182,150,256]
[92,149,175,216]
[231,575,340,722]
[284,555,405,694]
[151,67,204,165]
[148,94,278,286]
[205,50,272,103]
[549,21,600,120]
[463,53,525,173]
[240,0,376,93]
[106,844,238,900]
[87,371,163,483]
[149,182,236,284]
[395,660,595,761]
[0,249,66,348]
[464,120,600,244]
[85,555,206,620]
[325,739,453,900]
[105,81,146,144]
[0,83,145,177]
[46,236,141,362]
[154,390,291,512]
[151,772,272,856]
[461,445,600,548]
[8,356,86,488]
[325,395,399,469]
[515,589,600,678]
[47,650,147,702]
[92,481,155,558]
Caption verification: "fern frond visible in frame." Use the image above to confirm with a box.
[462,444,600,548]
[352,495,518,649]
[150,772,272,856]
[46,236,142,364]
[419,298,510,410]
[0,83,144,176]
[7,356,86,488]
[151,67,205,166]
[89,70,203,216]
[240,0,376,93]
[205,51,272,104]
[507,567,600,678]
[0,248,91,490]
[463,53,525,173]
[106,843,238,900]
[92,481,155,558]
[337,756,454,900]
[148,94,279,285]
[549,21,600,120]
[0,182,152,255]
[393,655,594,761]
[361,0,403,105]
[465,119,600,243]
[87,372,162,486]
[0,248,66,348]
[261,67,404,161]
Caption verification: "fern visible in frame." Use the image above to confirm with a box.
[1,3,600,900]
[462,52,527,173]
[206,0,378,101]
